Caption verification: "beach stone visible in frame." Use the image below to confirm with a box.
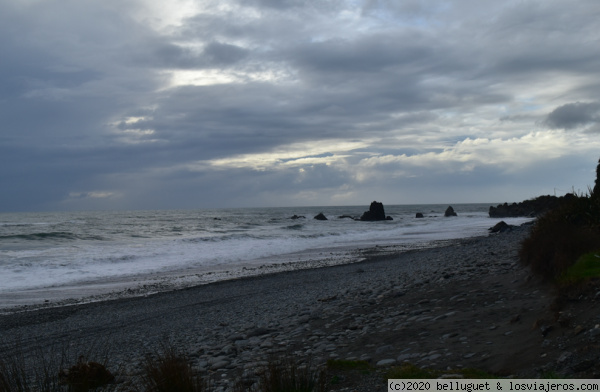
[541,340,550,348]
[227,334,244,342]
[463,353,476,359]
[397,354,412,361]
[489,221,511,233]
[220,344,236,354]
[376,359,396,366]
[297,315,310,323]
[313,213,328,220]
[247,328,270,337]
[557,352,572,363]
[234,339,250,347]
[208,356,229,366]
[197,360,208,368]
[428,354,442,361]
[375,345,393,354]
[210,361,229,370]
[589,328,600,337]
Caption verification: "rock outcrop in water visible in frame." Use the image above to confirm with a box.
[416,213,424,218]
[444,206,457,217]
[313,213,328,220]
[488,194,575,218]
[360,201,387,221]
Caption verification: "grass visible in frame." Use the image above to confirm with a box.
[326,360,371,372]
[386,363,499,380]
[558,251,600,284]
[0,337,120,392]
[136,342,209,392]
[0,337,332,392]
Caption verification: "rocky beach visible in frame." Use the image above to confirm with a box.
[3,219,600,390]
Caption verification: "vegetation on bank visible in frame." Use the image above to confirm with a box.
[519,159,600,287]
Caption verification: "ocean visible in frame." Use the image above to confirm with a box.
[0,204,531,305]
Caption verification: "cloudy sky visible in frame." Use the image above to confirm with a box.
[2,0,600,212]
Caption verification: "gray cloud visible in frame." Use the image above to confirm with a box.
[543,102,600,130]
[2,0,600,211]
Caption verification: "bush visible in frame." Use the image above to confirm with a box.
[137,343,208,392]
[0,337,119,392]
[519,192,600,281]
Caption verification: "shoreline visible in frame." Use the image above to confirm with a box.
[0,236,461,313]
[5,221,599,389]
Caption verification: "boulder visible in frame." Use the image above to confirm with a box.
[489,221,512,233]
[289,215,305,219]
[359,201,386,221]
[444,206,457,217]
[415,212,424,218]
[313,213,328,220]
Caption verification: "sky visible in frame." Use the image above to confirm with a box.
[2,0,600,212]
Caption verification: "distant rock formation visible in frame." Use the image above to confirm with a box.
[313,213,328,220]
[338,215,355,219]
[444,206,457,217]
[360,201,387,221]
[386,216,393,220]
[488,194,576,218]
[289,215,305,219]
[415,213,424,218]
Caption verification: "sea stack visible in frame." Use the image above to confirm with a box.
[313,213,328,220]
[444,206,457,217]
[360,201,387,221]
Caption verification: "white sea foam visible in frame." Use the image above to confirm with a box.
[0,206,531,294]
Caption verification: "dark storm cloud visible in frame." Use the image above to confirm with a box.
[131,41,249,69]
[543,102,600,130]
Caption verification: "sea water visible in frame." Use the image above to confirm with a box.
[0,204,531,300]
